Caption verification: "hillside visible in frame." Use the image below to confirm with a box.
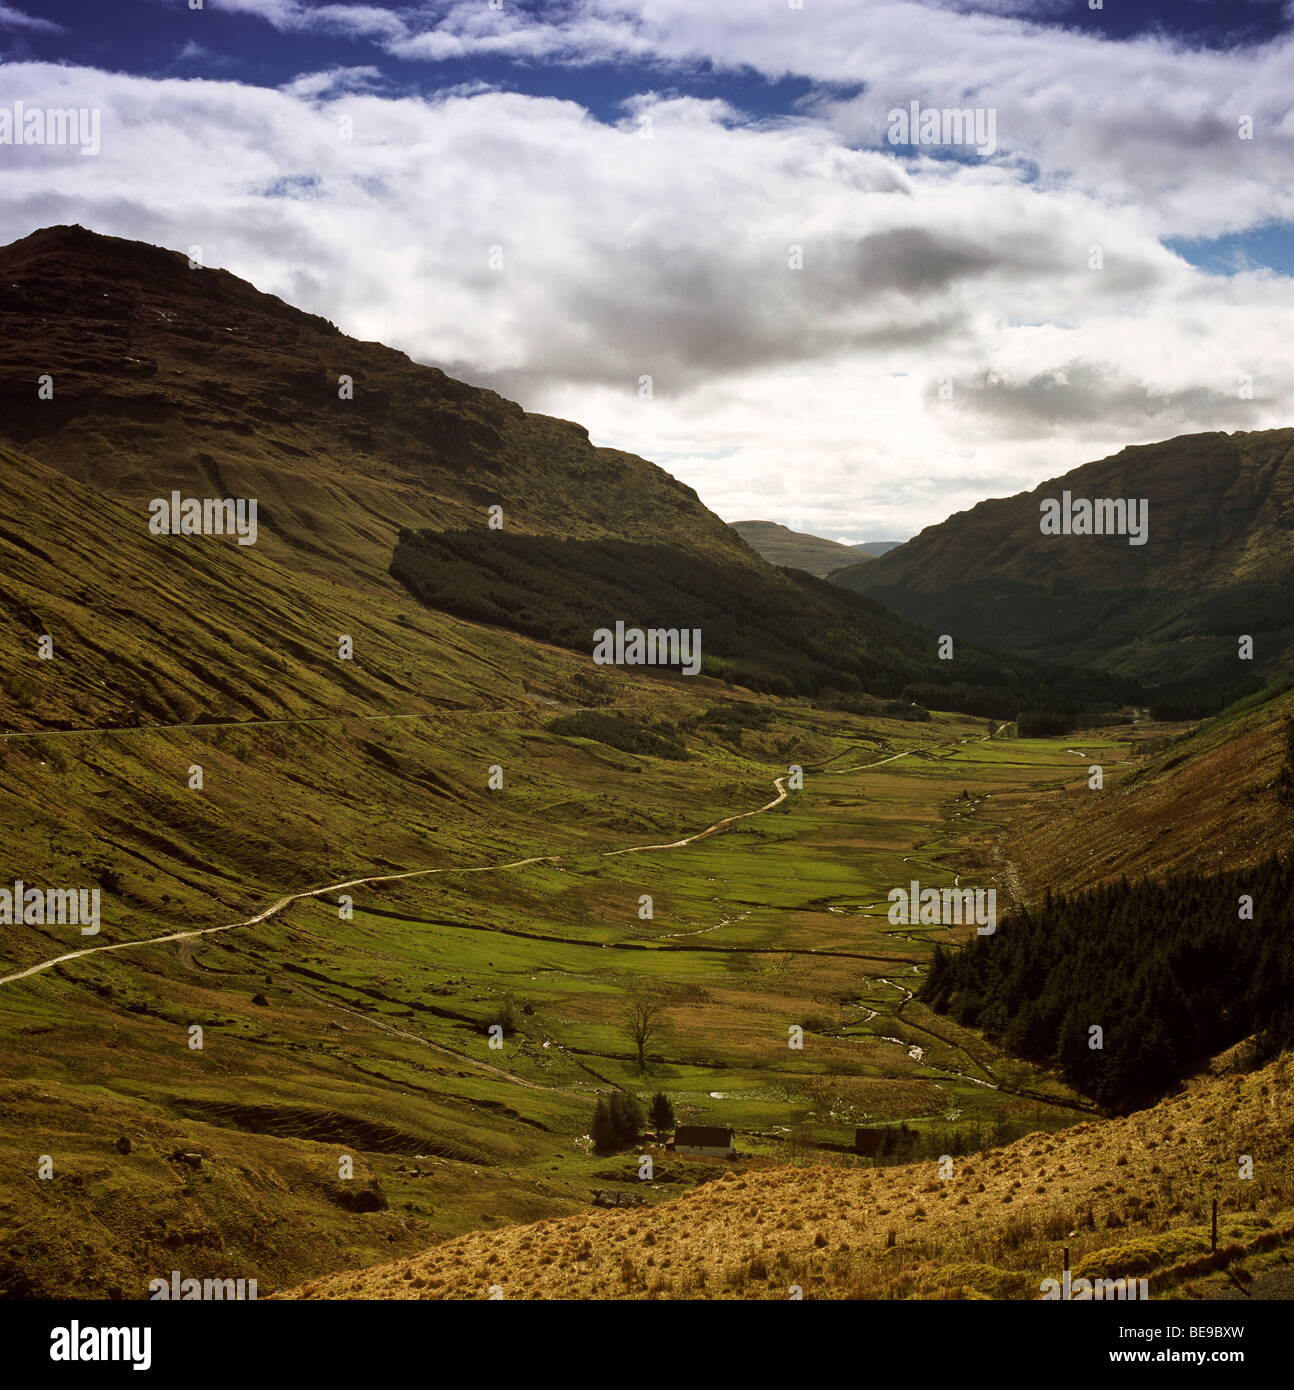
[730,520,868,577]
[289,1050,1294,1299]
[991,682,1294,903]
[833,429,1294,697]
[0,224,754,589]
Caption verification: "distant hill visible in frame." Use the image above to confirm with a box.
[832,429,1294,707]
[730,520,868,577]
[853,541,905,557]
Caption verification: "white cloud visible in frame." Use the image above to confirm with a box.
[211,0,410,40]
[1,58,1292,541]
[221,1,1294,242]
[0,3,62,32]
[280,65,387,99]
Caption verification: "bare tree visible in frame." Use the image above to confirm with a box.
[622,996,666,1069]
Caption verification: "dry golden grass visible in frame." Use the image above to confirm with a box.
[288,1052,1294,1300]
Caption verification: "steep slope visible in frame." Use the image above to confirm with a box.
[834,430,1294,692]
[289,1051,1294,1299]
[729,520,868,577]
[0,224,753,589]
[0,224,1137,719]
[992,683,1294,903]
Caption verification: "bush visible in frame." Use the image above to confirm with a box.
[485,996,519,1037]
[547,711,688,761]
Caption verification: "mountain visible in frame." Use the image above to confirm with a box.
[832,429,1294,702]
[0,225,1125,716]
[853,541,904,557]
[729,519,868,576]
[0,224,752,590]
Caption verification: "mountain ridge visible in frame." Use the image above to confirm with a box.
[833,428,1294,691]
[0,223,757,590]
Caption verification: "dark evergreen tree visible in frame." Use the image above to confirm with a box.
[919,854,1294,1110]
[608,1091,646,1147]
[648,1092,675,1134]
[590,1098,617,1153]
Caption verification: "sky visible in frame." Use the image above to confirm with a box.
[2,1,1293,543]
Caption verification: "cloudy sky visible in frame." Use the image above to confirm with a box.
[2,0,1292,542]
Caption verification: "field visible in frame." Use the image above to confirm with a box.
[0,676,1137,1297]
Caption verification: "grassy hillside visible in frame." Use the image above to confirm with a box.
[289,1051,1294,1299]
[992,682,1294,902]
[834,429,1294,702]
[0,224,755,590]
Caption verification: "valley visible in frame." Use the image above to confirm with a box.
[0,682,1127,1298]
[1,224,1290,1307]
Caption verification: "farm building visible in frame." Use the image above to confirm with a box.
[672,1125,736,1158]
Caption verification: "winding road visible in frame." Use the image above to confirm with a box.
[0,776,790,989]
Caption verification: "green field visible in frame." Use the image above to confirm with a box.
[0,690,1113,1296]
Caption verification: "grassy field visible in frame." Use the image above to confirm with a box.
[0,678,1121,1297]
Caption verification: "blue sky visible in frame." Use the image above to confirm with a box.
[2,0,1292,539]
[10,2,1291,85]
